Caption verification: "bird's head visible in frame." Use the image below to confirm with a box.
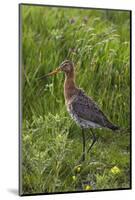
[60,60,74,74]
[45,60,74,77]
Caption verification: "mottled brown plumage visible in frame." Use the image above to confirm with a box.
[67,89,118,130]
[60,60,118,131]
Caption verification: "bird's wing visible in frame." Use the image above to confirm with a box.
[70,89,111,128]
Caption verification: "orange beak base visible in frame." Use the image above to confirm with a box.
[46,67,61,76]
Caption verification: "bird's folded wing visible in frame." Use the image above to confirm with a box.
[70,90,110,127]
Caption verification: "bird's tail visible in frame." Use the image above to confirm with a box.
[108,123,130,133]
[109,124,120,131]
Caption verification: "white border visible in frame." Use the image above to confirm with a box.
[0,0,134,199]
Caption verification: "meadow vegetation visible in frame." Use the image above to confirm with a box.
[21,5,131,194]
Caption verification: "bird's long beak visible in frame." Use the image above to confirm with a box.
[38,67,61,80]
[46,67,61,76]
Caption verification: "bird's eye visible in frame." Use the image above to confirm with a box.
[63,64,67,68]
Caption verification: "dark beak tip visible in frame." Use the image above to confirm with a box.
[38,74,48,80]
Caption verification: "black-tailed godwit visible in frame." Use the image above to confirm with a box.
[46,60,119,161]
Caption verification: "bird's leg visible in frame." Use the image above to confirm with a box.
[87,129,97,153]
[81,128,86,161]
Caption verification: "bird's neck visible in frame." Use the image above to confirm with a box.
[64,71,77,102]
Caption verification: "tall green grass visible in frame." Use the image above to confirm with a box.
[21,5,131,194]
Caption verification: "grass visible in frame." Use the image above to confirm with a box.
[20,5,131,195]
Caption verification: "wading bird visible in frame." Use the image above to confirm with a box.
[46,60,119,161]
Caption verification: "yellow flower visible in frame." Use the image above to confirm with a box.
[76,166,81,173]
[74,165,82,173]
[57,134,62,139]
[111,166,121,175]
[84,185,92,190]
[72,175,76,181]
